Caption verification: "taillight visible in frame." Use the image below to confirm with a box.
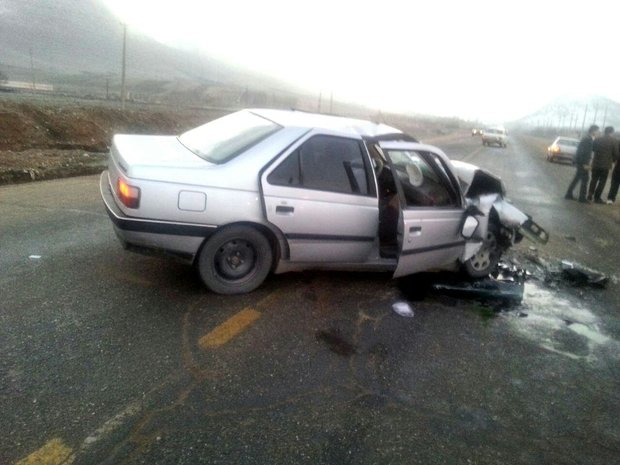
[117,178,140,208]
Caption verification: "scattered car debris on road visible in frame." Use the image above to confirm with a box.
[392,301,415,318]
[521,248,609,289]
[427,260,527,303]
[430,275,524,303]
[559,260,608,288]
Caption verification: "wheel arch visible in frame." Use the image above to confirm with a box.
[193,221,285,272]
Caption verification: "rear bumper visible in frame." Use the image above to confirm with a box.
[99,171,216,262]
[483,137,506,144]
[547,151,574,161]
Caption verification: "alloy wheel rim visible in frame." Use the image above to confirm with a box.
[470,231,497,271]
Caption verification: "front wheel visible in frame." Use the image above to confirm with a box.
[463,222,501,278]
[197,225,273,294]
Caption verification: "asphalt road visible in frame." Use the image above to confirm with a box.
[1,134,619,465]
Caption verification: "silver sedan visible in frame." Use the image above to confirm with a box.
[100,109,548,294]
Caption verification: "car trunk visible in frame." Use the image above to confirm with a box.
[111,134,213,180]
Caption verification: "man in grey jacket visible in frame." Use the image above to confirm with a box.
[565,125,599,202]
[588,126,618,203]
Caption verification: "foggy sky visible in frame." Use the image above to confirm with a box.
[102,0,619,122]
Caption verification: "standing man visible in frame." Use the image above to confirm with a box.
[565,124,599,202]
[606,138,620,204]
[588,126,618,203]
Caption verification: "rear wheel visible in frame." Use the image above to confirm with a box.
[463,221,501,278]
[197,225,273,294]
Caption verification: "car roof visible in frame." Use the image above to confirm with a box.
[249,108,403,139]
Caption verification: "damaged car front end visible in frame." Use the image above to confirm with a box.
[451,160,549,277]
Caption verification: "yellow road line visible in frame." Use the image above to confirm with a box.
[15,438,74,465]
[199,308,262,349]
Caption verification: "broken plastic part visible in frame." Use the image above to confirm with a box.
[518,219,549,245]
[492,199,528,227]
[430,261,526,303]
[431,278,524,303]
[461,240,484,262]
[392,301,415,317]
[560,261,608,288]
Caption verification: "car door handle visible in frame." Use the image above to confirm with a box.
[276,205,294,215]
[409,226,422,236]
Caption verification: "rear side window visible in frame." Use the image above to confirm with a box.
[559,139,578,147]
[268,135,371,195]
[178,111,281,163]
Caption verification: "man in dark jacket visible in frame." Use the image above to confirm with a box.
[565,125,599,202]
[588,126,618,203]
[606,139,620,204]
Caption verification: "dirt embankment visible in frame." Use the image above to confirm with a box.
[0,99,225,184]
[0,96,470,185]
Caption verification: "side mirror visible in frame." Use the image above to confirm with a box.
[461,216,479,239]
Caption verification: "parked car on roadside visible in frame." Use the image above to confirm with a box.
[472,128,482,136]
[100,109,548,294]
[482,128,507,147]
[546,136,579,163]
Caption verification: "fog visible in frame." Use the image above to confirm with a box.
[103,0,620,121]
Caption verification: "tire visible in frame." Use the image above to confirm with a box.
[197,225,273,294]
[463,221,501,278]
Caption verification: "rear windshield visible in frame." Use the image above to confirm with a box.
[178,111,282,163]
[485,129,504,135]
[558,139,578,147]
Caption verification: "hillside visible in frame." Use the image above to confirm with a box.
[0,0,299,101]
[513,96,620,132]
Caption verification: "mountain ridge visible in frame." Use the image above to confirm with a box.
[513,95,620,131]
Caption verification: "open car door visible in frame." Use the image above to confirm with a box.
[377,141,467,278]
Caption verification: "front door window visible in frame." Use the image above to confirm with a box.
[384,149,459,208]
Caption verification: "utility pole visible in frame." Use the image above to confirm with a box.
[592,103,598,125]
[121,23,127,110]
[29,47,36,90]
[317,90,322,113]
[580,104,588,137]
[329,90,333,114]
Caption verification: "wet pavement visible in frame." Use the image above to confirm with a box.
[1,135,619,465]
